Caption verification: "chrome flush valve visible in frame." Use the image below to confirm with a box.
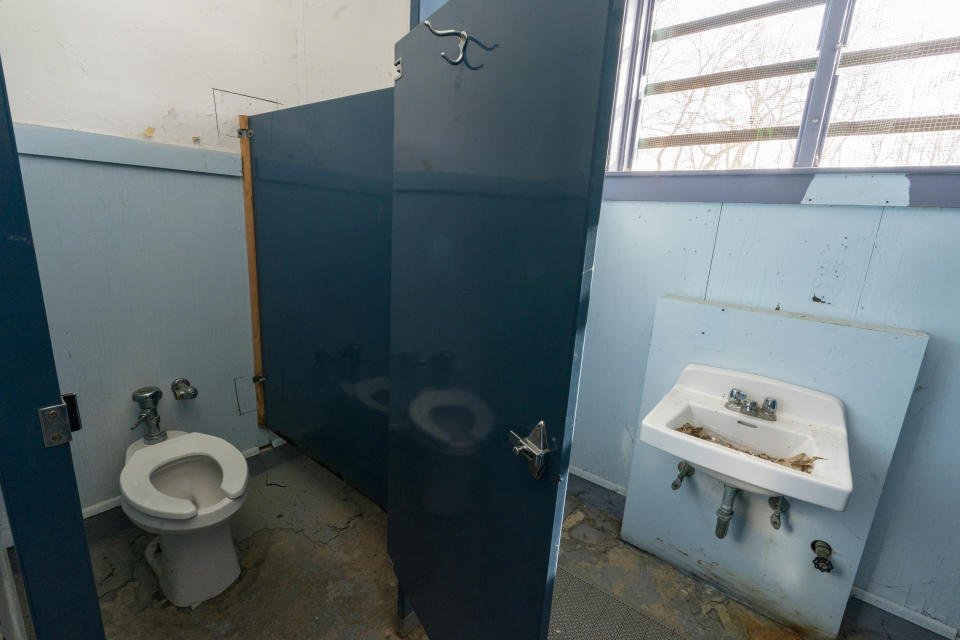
[131,386,167,444]
[132,386,162,410]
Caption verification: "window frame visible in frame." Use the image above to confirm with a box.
[605,0,960,206]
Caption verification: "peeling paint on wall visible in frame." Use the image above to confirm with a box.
[0,0,410,152]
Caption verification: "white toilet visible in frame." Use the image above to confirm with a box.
[120,430,249,607]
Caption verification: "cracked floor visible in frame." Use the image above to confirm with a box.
[85,445,415,640]
[73,445,938,640]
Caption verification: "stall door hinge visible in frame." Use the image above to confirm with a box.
[509,420,550,479]
[37,393,83,447]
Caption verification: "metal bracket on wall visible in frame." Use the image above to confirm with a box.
[394,57,403,81]
[237,128,253,139]
[37,393,83,447]
[509,420,551,479]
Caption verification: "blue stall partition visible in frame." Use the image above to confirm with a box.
[0,57,104,639]
[387,1,625,638]
[249,89,393,507]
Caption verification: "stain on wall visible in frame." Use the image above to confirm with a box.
[0,0,409,151]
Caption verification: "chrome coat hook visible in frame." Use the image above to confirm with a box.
[423,20,468,65]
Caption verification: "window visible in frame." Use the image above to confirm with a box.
[608,0,960,171]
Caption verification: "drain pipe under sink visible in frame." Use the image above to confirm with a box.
[715,485,739,539]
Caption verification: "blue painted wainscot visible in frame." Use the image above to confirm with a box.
[0,124,273,541]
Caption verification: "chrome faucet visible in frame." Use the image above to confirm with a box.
[171,378,198,400]
[132,386,167,444]
[726,388,778,421]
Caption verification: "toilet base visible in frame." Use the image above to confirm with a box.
[146,523,241,608]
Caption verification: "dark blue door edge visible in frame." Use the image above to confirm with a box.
[0,56,105,639]
[387,0,626,638]
[542,0,628,630]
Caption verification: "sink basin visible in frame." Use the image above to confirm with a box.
[640,364,852,511]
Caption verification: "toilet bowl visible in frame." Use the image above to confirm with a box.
[408,387,494,515]
[119,430,248,607]
[409,387,494,450]
[352,376,390,414]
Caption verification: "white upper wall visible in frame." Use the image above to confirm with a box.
[0,0,409,151]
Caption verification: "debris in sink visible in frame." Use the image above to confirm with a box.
[676,423,823,473]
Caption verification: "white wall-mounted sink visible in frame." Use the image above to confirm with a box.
[640,364,852,511]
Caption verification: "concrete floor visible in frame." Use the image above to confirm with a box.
[558,477,941,640]
[85,445,413,640]
[67,445,939,640]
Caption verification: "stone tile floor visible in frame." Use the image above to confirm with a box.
[25,445,934,640]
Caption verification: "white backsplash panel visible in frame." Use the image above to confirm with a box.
[621,296,927,639]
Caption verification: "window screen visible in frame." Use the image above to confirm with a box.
[818,0,960,167]
[633,0,825,170]
[614,0,960,171]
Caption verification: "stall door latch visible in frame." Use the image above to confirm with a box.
[37,393,83,448]
[509,420,550,479]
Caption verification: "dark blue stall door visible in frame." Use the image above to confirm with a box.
[388,1,624,639]
[0,58,104,639]
[250,90,394,507]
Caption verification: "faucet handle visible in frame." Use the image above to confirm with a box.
[761,397,778,419]
[725,388,745,409]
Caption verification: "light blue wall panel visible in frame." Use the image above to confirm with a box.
[573,201,719,490]
[851,208,960,630]
[574,198,960,633]
[17,153,270,513]
[706,203,883,318]
[14,123,241,177]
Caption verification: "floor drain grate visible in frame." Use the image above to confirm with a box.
[549,568,687,640]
